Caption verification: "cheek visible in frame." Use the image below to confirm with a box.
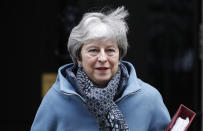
[112,55,120,71]
[109,58,119,71]
[81,55,96,70]
[111,54,120,64]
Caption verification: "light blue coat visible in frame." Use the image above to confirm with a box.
[31,61,171,131]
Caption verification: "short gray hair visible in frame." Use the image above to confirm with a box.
[67,6,129,63]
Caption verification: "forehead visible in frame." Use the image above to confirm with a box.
[84,39,117,47]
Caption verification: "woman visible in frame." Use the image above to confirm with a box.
[31,6,171,131]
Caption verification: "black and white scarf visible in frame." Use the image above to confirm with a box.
[76,66,129,131]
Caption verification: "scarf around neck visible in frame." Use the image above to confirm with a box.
[76,66,129,131]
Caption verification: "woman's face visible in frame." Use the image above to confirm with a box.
[78,40,120,87]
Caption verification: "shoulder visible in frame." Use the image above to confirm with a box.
[121,61,163,102]
[137,79,170,116]
[136,81,171,130]
[134,78,166,111]
[37,85,63,112]
[137,79,162,99]
[41,84,78,109]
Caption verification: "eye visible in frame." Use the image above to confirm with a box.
[88,48,98,52]
[106,48,115,53]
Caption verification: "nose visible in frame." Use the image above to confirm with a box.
[98,49,107,62]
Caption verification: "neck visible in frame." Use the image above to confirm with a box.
[95,83,108,88]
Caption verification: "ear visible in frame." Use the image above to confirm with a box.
[77,59,82,67]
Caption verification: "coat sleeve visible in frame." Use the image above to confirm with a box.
[30,88,58,131]
[149,88,171,131]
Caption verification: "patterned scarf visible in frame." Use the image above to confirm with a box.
[76,66,129,131]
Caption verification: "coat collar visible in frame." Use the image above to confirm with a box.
[116,61,141,101]
[54,61,141,101]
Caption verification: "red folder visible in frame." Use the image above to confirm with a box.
[165,104,196,131]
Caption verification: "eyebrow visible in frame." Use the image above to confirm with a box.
[85,43,117,47]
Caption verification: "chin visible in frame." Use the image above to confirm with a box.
[95,78,111,85]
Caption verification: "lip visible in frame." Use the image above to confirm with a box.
[95,67,109,72]
[96,67,109,70]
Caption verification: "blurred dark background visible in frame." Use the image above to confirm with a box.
[4,0,202,130]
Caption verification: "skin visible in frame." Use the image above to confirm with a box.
[77,40,120,88]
